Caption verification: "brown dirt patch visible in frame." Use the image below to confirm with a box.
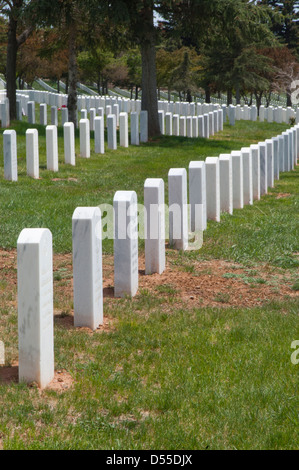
[1,248,297,389]
[275,193,292,199]
[0,361,73,392]
[1,249,298,315]
[0,363,18,384]
[51,250,298,310]
[45,370,74,392]
[136,256,298,309]
[51,178,78,182]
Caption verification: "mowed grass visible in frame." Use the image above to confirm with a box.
[0,116,298,450]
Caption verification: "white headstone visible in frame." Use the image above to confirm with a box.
[131,112,139,146]
[72,207,103,330]
[228,105,236,126]
[278,134,285,174]
[94,116,105,154]
[107,114,117,150]
[241,147,253,205]
[213,110,218,133]
[64,122,76,165]
[165,112,173,136]
[189,161,207,232]
[250,144,260,201]
[119,112,129,148]
[168,168,188,251]
[17,228,54,389]
[51,106,58,126]
[179,116,186,137]
[3,130,18,182]
[219,154,233,214]
[205,157,220,221]
[231,151,244,209]
[208,112,214,135]
[113,104,119,126]
[272,136,279,180]
[158,110,165,134]
[192,116,198,138]
[46,125,58,172]
[198,116,204,137]
[265,139,274,188]
[0,98,10,128]
[79,118,90,158]
[144,178,165,275]
[186,116,193,137]
[28,101,35,124]
[89,108,96,131]
[173,114,179,136]
[113,191,138,297]
[81,109,87,120]
[61,107,68,127]
[259,142,268,196]
[26,129,39,179]
[203,114,209,138]
[40,103,47,126]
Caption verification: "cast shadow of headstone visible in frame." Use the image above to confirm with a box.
[0,365,18,385]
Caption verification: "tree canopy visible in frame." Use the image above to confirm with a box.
[1,0,299,130]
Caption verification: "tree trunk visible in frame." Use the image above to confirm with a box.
[266,92,271,107]
[97,74,101,95]
[205,87,211,103]
[254,92,263,115]
[286,89,292,107]
[65,74,69,95]
[140,6,160,138]
[135,85,139,100]
[235,84,241,105]
[6,15,18,121]
[67,23,78,127]
[227,89,233,106]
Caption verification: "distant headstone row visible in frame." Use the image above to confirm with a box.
[15,121,299,389]
[2,103,227,181]
[1,89,299,131]
[2,111,150,181]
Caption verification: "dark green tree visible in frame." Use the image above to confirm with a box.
[257,1,299,54]
[0,0,36,120]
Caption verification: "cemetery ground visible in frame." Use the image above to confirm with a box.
[0,117,298,450]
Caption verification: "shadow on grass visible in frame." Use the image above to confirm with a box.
[0,365,18,385]
[143,134,239,153]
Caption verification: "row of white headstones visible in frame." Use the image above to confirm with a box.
[3,100,298,387]
[2,106,226,181]
[15,122,299,389]
[3,112,148,181]
[1,87,296,126]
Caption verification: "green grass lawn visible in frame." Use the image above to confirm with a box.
[0,118,298,450]
[0,118,294,255]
